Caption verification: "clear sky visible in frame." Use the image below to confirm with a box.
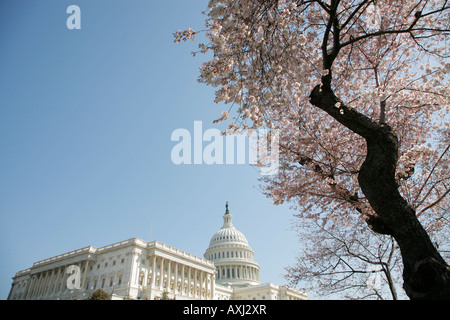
[0,0,307,299]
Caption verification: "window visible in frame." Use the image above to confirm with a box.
[121,258,125,264]
[101,278,105,288]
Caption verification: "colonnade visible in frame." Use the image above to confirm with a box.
[216,264,259,282]
[141,255,215,299]
[21,260,90,300]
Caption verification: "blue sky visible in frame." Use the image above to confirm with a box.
[0,0,306,299]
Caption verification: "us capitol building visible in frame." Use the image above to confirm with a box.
[7,203,307,300]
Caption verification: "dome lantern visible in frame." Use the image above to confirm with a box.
[222,201,233,227]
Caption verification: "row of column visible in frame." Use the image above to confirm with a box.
[216,264,259,281]
[22,260,90,300]
[138,255,215,299]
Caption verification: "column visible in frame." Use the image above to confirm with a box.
[143,267,148,287]
[25,275,36,300]
[174,263,178,293]
[58,267,65,293]
[48,269,58,296]
[60,266,67,293]
[185,266,189,297]
[42,270,52,297]
[167,260,172,291]
[194,269,198,298]
[33,273,42,299]
[201,271,204,298]
[211,274,215,300]
[38,271,48,297]
[188,266,192,297]
[38,271,47,297]
[33,272,44,298]
[180,265,185,295]
[52,268,61,294]
[22,276,32,300]
[159,258,164,290]
[151,256,156,287]
[81,260,89,290]
[29,274,38,299]
[51,268,60,295]
[204,273,208,299]
[45,270,53,295]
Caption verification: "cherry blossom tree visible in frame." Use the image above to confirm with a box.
[286,190,450,299]
[287,218,405,300]
[175,0,450,299]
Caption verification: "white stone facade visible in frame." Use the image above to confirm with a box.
[8,205,307,300]
[8,239,216,300]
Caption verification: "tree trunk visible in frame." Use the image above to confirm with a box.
[310,83,450,300]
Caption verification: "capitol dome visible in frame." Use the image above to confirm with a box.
[204,203,260,287]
